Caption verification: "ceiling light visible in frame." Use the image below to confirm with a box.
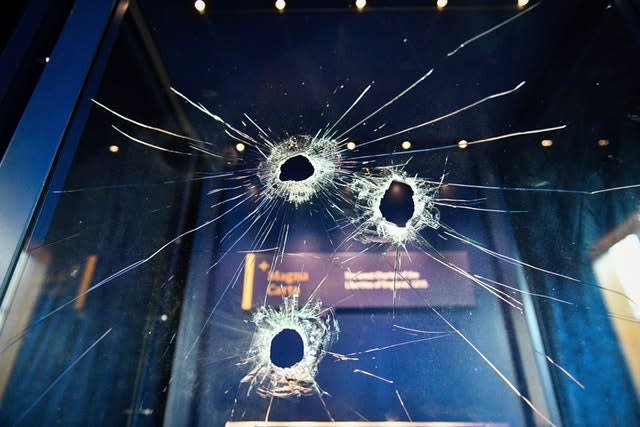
[517,0,529,9]
[436,0,448,10]
[355,0,367,10]
[108,145,120,153]
[458,139,468,149]
[346,141,357,150]
[401,140,412,150]
[598,139,610,147]
[194,0,206,14]
[275,0,286,11]
[541,139,553,148]
[235,143,246,152]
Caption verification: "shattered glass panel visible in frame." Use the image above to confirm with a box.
[1,1,640,426]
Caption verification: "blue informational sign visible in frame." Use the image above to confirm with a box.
[241,251,476,310]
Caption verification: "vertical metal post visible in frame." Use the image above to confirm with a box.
[479,160,563,427]
[0,0,117,293]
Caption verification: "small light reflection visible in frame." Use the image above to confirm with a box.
[275,0,286,12]
[598,138,610,147]
[517,0,530,9]
[400,140,412,150]
[458,139,468,149]
[44,56,50,63]
[194,0,206,14]
[346,141,357,150]
[541,139,553,148]
[108,145,120,153]
[436,0,448,10]
[355,0,367,10]
[389,182,403,194]
[160,314,169,322]
[235,143,246,152]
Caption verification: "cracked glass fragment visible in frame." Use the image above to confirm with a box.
[351,168,440,246]
[240,295,339,399]
[258,135,343,206]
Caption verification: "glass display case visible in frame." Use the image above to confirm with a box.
[1,1,639,426]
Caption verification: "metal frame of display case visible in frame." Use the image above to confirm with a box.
[0,0,123,295]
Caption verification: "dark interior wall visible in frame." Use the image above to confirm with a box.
[499,1,640,425]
